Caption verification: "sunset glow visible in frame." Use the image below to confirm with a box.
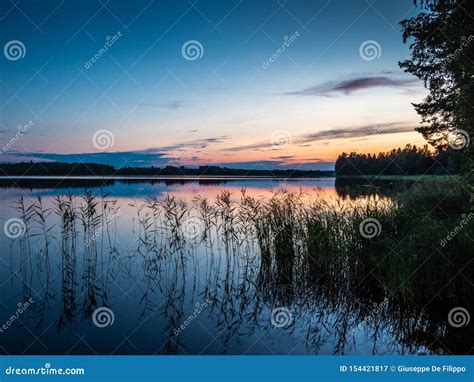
[1,0,428,170]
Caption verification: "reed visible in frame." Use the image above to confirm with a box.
[7,181,471,353]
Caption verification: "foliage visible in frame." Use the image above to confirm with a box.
[399,0,473,171]
[335,144,461,175]
[0,161,334,178]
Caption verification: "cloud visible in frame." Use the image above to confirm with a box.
[217,160,334,171]
[158,135,230,151]
[2,135,232,168]
[129,100,186,110]
[5,151,170,168]
[3,152,334,171]
[297,122,414,142]
[271,155,295,160]
[223,122,415,152]
[284,76,418,97]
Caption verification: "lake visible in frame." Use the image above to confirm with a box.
[0,177,470,355]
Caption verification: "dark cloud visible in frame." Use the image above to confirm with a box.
[3,153,334,171]
[6,151,170,168]
[3,135,232,168]
[284,76,418,97]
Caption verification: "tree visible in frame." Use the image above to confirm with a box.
[399,0,473,172]
[335,145,460,176]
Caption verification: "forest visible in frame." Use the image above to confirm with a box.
[335,145,462,176]
[0,162,334,178]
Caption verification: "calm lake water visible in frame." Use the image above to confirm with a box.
[0,177,468,355]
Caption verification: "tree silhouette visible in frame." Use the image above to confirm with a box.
[335,145,461,176]
[399,0,473,172]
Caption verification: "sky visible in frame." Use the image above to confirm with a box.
[0,0,429,171]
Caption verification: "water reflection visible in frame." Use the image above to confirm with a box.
[0,179,471,355]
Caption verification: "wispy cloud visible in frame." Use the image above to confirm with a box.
[297,122,414,141]
[284,76,418,97]
[158,135,230,151]
[223,122,414,152]
[217,160,334,171]
[129,100,186,110]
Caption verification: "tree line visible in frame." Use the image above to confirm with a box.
[0,162,334,178]
[335,144,461,176]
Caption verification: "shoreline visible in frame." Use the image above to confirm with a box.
[335,175,459,181]
[0,175,336,181]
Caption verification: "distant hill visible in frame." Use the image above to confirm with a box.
[0,162,335,178]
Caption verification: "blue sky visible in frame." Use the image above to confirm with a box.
[0,0,428,170]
